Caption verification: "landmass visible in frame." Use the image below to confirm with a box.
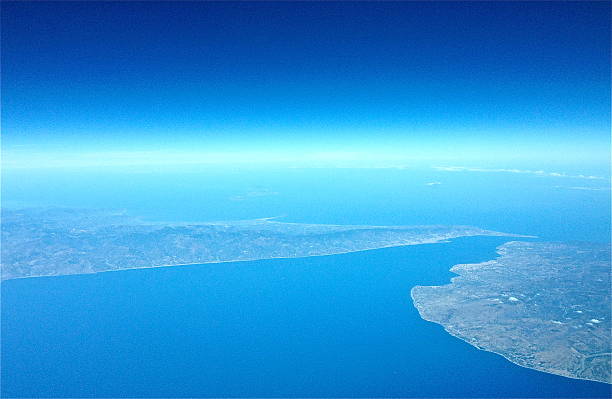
[411,241,611,384]
[1,207,528,280]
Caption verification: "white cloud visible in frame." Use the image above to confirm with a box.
[556,186,611,192]
[433,166,606,180]
[425,181,441,186]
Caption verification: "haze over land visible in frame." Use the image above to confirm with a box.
[1,208,525,280]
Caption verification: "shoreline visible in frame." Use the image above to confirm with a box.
[2,233,531,281]
[409,245,612,386]
[413,297,611,386]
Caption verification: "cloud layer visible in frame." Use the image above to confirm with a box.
[433,166,606,180]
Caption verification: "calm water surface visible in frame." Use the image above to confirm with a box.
[2,236,610,398]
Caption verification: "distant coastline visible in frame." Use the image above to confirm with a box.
[2,209,534,280]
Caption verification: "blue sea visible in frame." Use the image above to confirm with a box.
[2,167,611,397]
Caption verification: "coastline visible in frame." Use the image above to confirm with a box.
[412,293,611,385]
[2,233,500,281]
[410,243,612,386]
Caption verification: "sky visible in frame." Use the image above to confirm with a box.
[1,1,610,170]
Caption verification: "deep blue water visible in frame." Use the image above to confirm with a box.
[2,236,610,398]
